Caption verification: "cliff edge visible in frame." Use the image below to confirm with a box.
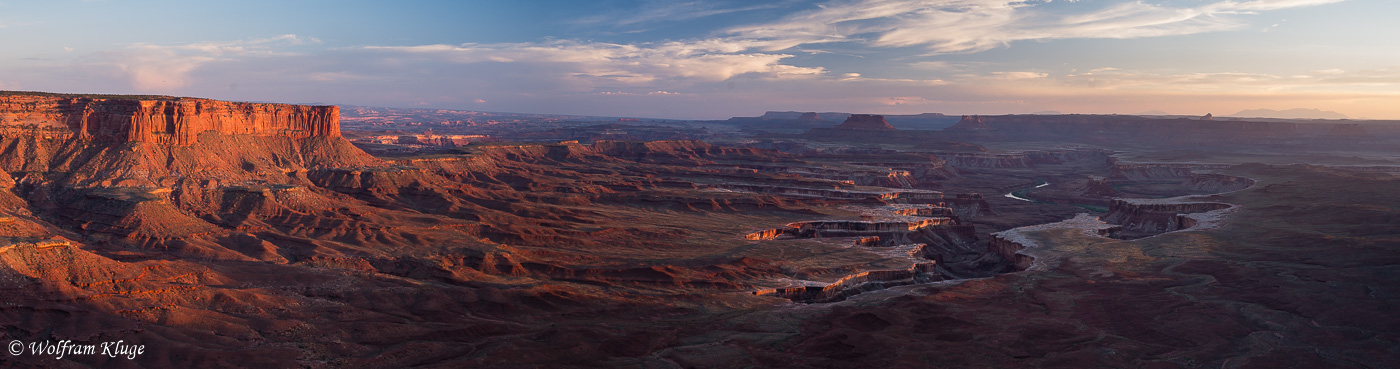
[0,92,339,146]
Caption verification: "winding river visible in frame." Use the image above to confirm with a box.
[1003,182,1049,202]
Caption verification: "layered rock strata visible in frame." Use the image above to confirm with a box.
[752,262,941,302]
[989,214,1122,271]
[710,183,941,201]
[0,93,339,146]
[745,218,958,241]
[940,149,1111,169]
[1099,198,1235,237]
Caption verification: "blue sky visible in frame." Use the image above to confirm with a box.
[1,0,1395,119]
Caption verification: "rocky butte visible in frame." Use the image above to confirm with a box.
[833,114,897,131]
[0,92,339,146]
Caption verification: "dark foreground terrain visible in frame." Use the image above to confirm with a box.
[0,93,1396,367]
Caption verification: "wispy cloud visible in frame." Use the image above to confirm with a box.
[362,39,827,88]
[598,90,685,96]
[99,34,317,91]
[725,0,1345,54]
[308,71,376,82]
[991,71,1048,79]
[574,1,790,28]
[1053,66,1400,92]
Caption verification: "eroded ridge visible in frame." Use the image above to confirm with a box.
[1099,198,1236,239]
[708,183,942,201]
[745,195,988,301]
[989,213,1121,271]
[752,263,942,303]
[744,218,957,241]
[992,196,1242,271]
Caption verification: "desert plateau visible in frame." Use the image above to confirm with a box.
[1,0,1396,367]
[0,91,1393,367]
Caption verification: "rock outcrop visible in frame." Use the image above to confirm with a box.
[1084,176,1120,197]
[889,193,992,218]
[0,92,383,246]
[1099,199,1234,238]
[745,207,980,260]
[833,114,897,131]
[1107,162,1255,196]
[989,214,1122,271]
[753,263,941,302]
[712,183,941,201]
[745,218,958,241]
[944,115,994,132]
[0,93,339,146]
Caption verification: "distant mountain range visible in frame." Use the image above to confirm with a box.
[1228,108,1348,119]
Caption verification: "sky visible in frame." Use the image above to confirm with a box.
[0,0,1396,119]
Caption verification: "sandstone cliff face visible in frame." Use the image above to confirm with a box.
[0,93,388,244]
[988,235,1035,271]
[0,94,339,146]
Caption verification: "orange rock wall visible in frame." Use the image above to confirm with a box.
[0,95,339,146]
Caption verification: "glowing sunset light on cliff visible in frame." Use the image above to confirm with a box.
[0,0,1395,119]
[3,2,1400,368]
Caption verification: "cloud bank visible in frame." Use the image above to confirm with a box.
[4,0,1386,119]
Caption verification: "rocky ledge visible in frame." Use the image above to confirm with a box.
[753,263,941,302]
[989,213,1122,271]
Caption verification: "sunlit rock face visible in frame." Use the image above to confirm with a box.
[0,94,339,146]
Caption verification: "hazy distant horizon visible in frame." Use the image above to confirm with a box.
[2,87,1375,122]
[2,0,1395,119]
[337,104,1376,122]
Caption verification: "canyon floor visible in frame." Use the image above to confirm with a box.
[1,100,1397,368]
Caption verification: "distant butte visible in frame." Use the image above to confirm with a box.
[833,114,897,130]
[944,115,994,132]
